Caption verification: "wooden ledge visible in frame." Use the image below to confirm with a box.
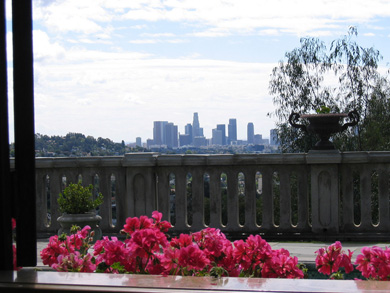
[1,269,390,292]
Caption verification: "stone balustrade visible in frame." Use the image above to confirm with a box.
[13,151,390,240]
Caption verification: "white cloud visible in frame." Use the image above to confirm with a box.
[32,0,390,37]
[141,33,176,37]
[33,30,66,63]
[129,38,188,44]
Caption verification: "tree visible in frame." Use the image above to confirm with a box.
[268,27,390,152]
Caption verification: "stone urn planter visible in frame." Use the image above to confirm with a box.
[57,212,102,243]
[57,181,104,243]
[289,110,359,150]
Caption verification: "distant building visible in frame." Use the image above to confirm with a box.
[193,136,207,147]
[212,129,223,145]
[153,121,168,145]
[185,123,193,144]
[228,118,237,144]
[270,129,279,146]
[136,137,142,147]
[146,139,154,149]
[179,134,191,146]
[254,134,263,145]
[247,122,254,144]
[192,112,200,139]
[165,123,178,148]
[217,124,226,145]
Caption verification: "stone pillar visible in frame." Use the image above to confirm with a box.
[307,150,341,235]
[123,153,158,217]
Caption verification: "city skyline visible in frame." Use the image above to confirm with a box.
[146,112,272,147]
[5,1,390,143]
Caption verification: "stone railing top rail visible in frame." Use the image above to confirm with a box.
[9,151,390,169]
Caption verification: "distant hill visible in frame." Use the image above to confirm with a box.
[11,132,145,157]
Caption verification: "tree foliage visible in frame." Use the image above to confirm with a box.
[32,132,137,157]
[269,27,390,152]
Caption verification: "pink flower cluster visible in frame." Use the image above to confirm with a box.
[40,211,304,278]
[315,241,390,280]
[315,241,354,279]
[234,235,303,278]
[40,225,96,272]
[355,246,390,280]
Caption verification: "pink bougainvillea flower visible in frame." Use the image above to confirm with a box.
[355,246,390,280]
[152,211,172,233]
[40,235,73,266]
[193,228,227,259]
[177,244,210,272]
[161,246,181,275]
[315,241,353,277]
[262,248,303,279]
[170,233,193,249]
[68,225,91,250]
[52,251,96,272]
[233,239,252,271]
[94,236,131,267]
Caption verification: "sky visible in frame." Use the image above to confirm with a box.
[5,0,390,143]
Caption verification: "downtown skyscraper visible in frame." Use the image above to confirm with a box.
[228,118,237,144]
[247,122,254,144]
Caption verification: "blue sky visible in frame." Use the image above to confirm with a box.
[6,0,390,143]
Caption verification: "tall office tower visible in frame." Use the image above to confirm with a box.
[199,127,204,137]
[270,129,279,146]
[165,123,178,148]
[136,137,142,147]
[185,123,193,144]
[153,121,168,145]
[216,124,226,145]
[212,129,223,145]
[247,122,254,144]
[192,112,200,138]
[228,118,237,144]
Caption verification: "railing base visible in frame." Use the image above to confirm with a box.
[1,269,390,292]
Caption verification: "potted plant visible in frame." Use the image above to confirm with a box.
[57,181,103,242]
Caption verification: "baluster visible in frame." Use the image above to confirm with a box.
[244,168,257,230]
[296,167,310,230]
[156,169,170,221]
[174,170,187,230]
[227,169,239,230]
[209,169,222,228]
[261,168,273,230]
[35,171,47,231]
[360,166,372,231]
[279,169,291,230]
[341,166,354,231]
[191,168,205,231]
[378,168,390,230]
[114,171,126,229]
[98,169,110,231]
